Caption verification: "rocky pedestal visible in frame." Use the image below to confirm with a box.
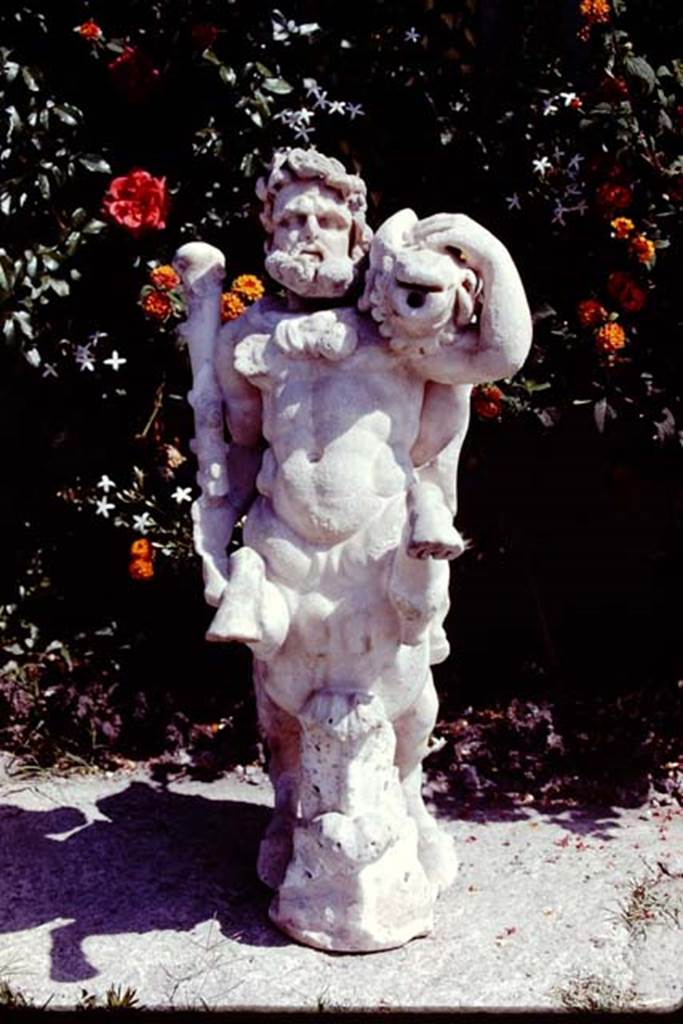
[270,691,434,951]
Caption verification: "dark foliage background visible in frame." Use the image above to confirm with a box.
[0,0,681,803]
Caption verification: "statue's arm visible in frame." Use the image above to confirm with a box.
[174,242,263,606]
[408,214,532,386]
[213,320,264,519]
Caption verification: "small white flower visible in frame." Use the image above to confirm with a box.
[295,108,314,125]
[104,351,127,371]
[567,153,584,175]
[75,343,96,372]
[573,200,589,216]
[505,193,522,211]
[327,100,346,115]
[543,99,558,117]
[552,202,568,226]
[24,347,41,367]
[346,102,365,120]
[274,108,296,125]
[565,183,581,197]
[171,486,193,504]
[88,330,108,346]
[532,156,552,177]
[95,497,115,518]
[312,89,329,110]
[552,145,566,163]
[132,512,153,534]
[293,124,314,143]
[405,27,420,43]
[560,91,578,106]
[97,474,116,493]
[42,363,58,379]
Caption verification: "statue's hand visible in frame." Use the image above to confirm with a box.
[191,496,236,607]
[412,213,506,273]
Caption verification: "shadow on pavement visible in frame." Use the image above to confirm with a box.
[0,781,287,984]
[428,786,625,840]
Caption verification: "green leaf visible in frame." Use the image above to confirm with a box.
[65,232,81,255]
[78,155,112,174]
[255,62,274,77]
[24,250,38,278]
[83,219,107,235]
[13,310,33,338]
[0,262,10,298]
[241,152,256,177]
[624,55,656,94]
[53,105,80,127]
[594,398,616,434]
[263,77,293,95]
[658,109,673,132]
[218,65,236,86]
[21,65,39,91]
[2,317,16,343]
[654,409,676,443]
[47,277,69,297]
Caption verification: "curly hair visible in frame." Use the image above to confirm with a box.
[256,148,372,262]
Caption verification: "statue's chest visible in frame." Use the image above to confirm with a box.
[233,307,392,393]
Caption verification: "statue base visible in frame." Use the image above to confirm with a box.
[263,689,453,952]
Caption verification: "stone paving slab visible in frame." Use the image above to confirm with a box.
[0,754,682,1012]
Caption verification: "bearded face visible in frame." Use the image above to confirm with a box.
[265,182,358,299]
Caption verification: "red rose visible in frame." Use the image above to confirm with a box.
[102,169,169,238]
[598,76,629,103]
[596,182,633,216]
[108,46,160,103]
[607,271,647,314]
[191,23,220,50]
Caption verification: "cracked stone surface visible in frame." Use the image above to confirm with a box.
[0,754,681,1012]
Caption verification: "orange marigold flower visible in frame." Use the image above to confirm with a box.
[77,19,103,40]
[220,291,247,323]
[579,0,611,23]
[607,271,647,313]
[142,290,173,321]
[231,274,265,302]
[596,183,632,215]
[150,264,181,291]
[130,537,153,559]
[129,557,154,580]
[629,234,656,264]
[473,384,504,420]
[577,299,608,328]
[595,322,626,353]
[610,216,634,240]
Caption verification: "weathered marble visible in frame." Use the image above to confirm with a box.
[174,148,532,952]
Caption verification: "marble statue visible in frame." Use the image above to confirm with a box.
[174,149,532,952]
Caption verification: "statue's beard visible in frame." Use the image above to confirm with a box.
[265,249,356,299]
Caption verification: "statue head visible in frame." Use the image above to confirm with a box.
[256,149,372,300]
[359,210,482,354]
